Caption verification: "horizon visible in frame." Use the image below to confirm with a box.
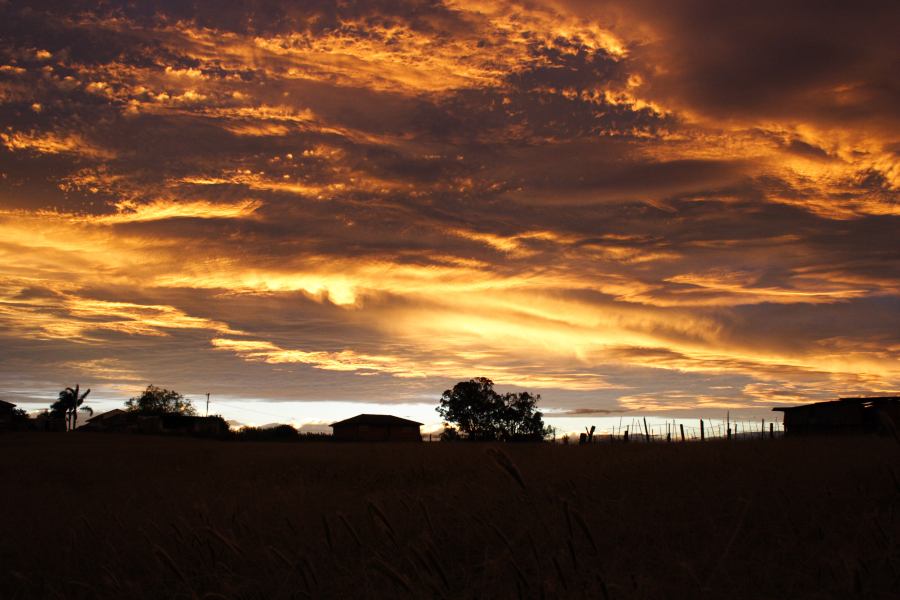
[8,385,792,437]
[2,1,899,424]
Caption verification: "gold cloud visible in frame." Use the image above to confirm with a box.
[0,3,897,411]
[211,336,615,391]
[87,199,262,224]
[1,205,896,398]
[0,283,240,342]
[0,131,114,159]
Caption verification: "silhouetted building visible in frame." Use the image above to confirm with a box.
[773,396,900,436]
[82,409,130,431]
[31,411,66,432]
[330,414,422,442]
[82,410,228,437]
[0,399,17,430]
[82,409,156,433]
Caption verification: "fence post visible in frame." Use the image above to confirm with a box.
[700,419,705,441]
[680,423,685,442]
[769,422,774,439]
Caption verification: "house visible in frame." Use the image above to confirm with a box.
[31,411,66,432]
[82,410,228,437]
[330,414,423,442]
[82,409,132,431]
[0,399,17,430]
[82,409,158,433]
[773,396,900,436]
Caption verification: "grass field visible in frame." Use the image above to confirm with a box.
[2,433,898,599]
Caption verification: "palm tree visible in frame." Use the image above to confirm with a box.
[50,385,92,431]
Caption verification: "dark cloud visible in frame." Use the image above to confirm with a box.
[554,407,617,415]
[785,139,832,161]
[558,0,900,130]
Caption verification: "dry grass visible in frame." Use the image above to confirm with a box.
[1,433,898,599]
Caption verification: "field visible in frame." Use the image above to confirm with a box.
[2,433,898,599]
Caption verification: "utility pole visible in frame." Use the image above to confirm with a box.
[206,392,210,417]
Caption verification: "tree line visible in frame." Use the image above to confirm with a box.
[14,378,555,442]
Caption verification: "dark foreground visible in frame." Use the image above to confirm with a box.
[2,434,898,599]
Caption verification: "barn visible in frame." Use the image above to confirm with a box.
[773,396,899,436]
[330,414,422,442]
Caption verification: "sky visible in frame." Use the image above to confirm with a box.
[1,0,898,431]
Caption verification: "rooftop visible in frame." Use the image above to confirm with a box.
[87,408,126,422]
[773,396,900,412]
[330,413,423,427]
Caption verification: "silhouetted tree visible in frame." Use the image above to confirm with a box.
[440,427,462,442]
[9,407,30,431]
[437,377,552,441]
[237,424,300,442]
[50,384,92,431]
[126,385,196,416]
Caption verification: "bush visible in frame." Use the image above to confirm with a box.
[235,426,333,442]
[236,425,300,442]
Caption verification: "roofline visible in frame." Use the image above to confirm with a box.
[86,408,124,422]
[330,421,425,427]
[329,413,424,427]
[772,396,899,412]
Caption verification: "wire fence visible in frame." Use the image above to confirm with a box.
[552,418,786,444]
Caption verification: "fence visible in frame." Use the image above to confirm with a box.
[556,417,786,444]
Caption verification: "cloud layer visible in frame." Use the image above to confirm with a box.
[1,0,898,421]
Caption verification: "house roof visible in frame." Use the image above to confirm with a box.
[0,399,16,409]
[773,396,900,412]
[330,413,423,427]
[86,408,126,422]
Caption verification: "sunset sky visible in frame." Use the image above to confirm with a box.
[1,0,898,430]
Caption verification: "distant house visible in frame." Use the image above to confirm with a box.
[82,409,159,433]
[82,410,228,437]
[773,396,900,436]
[31,411,66,432]
[330,414,422,442]
[0,400,17,430]
[83,409,131,431]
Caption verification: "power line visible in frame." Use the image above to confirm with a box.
[205,398,298,420]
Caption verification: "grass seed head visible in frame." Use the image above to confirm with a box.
[486,447,527,491]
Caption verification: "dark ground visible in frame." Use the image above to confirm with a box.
[1,433,898,599]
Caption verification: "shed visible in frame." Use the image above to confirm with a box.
[773,396,899,436]
[330,414,422,442]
